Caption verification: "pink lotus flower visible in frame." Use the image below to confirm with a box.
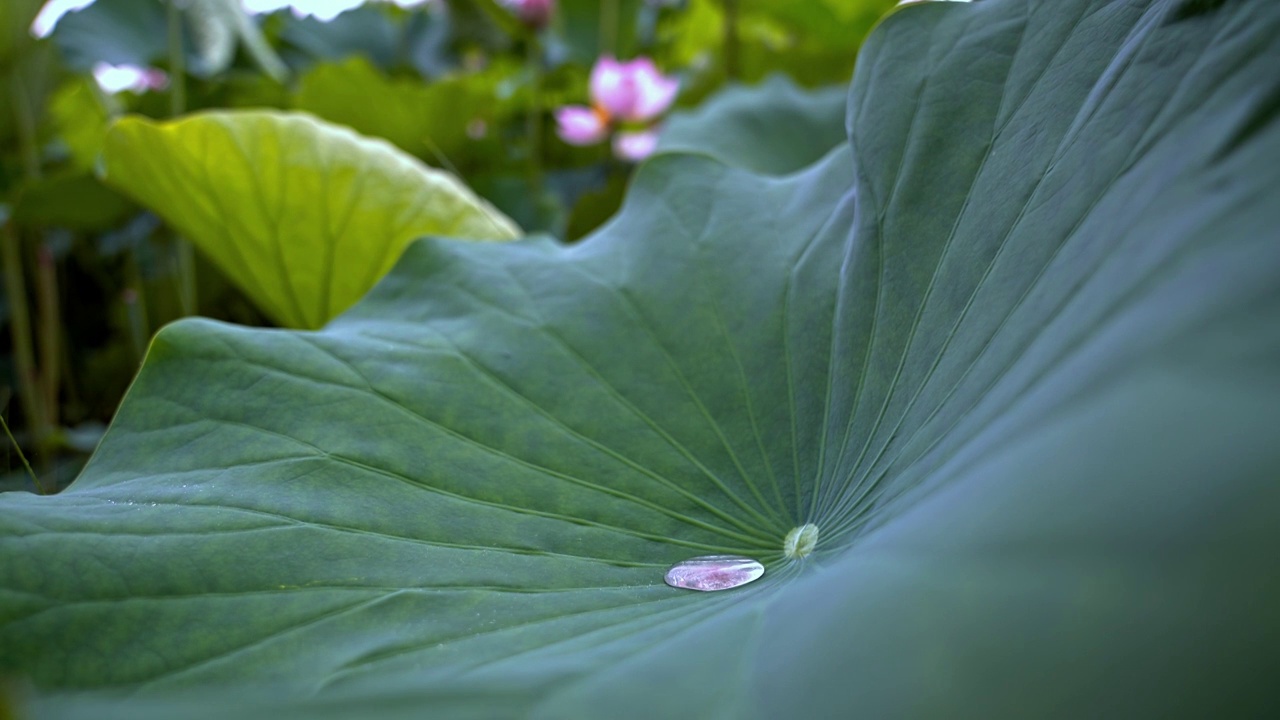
[502,0,554,29]
[554,106,610,146]
[555,56,679,161]
[589,57,679,123]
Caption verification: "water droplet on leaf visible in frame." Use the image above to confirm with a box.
[664,555,764,592]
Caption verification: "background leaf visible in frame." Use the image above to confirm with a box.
[293,57,512,166]
[184,0,288,81]
[50,0,181,71]
[655,73,848,174]
[47,77,112,172]
[99,110,520,329]
[662,0,898,88]
[5,0,1280,717]
[276,4,403,70]
[11,173,134,231]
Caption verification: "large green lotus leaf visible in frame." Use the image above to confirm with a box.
[6,0,1280,717]
[4,141,855,698]
[99,110,520,329]
[656,74,848,174]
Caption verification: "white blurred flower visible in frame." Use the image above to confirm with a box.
[92,63,169,94]
[612,130,660,162]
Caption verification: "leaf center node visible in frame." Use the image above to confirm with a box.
[783,523,819,560]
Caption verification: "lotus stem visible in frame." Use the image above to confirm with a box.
[34,245,60,433]
[723,0,740,79]
[526,35,544,195]
[9,66,41,181]
[0,412,41,494]
[123,288,148,365]
[167,0,198,316]
[0,224,50,482]
[125,250,151,365]
[600,0,618,56]
[167,0,187,117]
[4,71,53,481]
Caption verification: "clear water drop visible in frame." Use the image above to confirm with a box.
[664,555,764,592]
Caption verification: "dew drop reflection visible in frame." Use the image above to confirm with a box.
[663,555,764,592]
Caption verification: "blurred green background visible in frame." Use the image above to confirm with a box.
[0,0,896,493]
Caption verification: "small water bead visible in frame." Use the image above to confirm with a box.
[664,555,764,592]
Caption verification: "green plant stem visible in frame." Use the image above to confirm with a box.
[5,66,53,478]
[420,133,461,179]
[0,223,48,475]
[9,67,41,181]
[124,289,148,364]
[124,250,151,365]
[0,412,41,494]
[166,0,198,316]
[34,245,59,432]
[723,0,740,79]
[123,251,150,363]
[526,36,543,195]
[167,1,187,117]
[167,2,197,316]
[600,0,618,56]
[173,236,197,316]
